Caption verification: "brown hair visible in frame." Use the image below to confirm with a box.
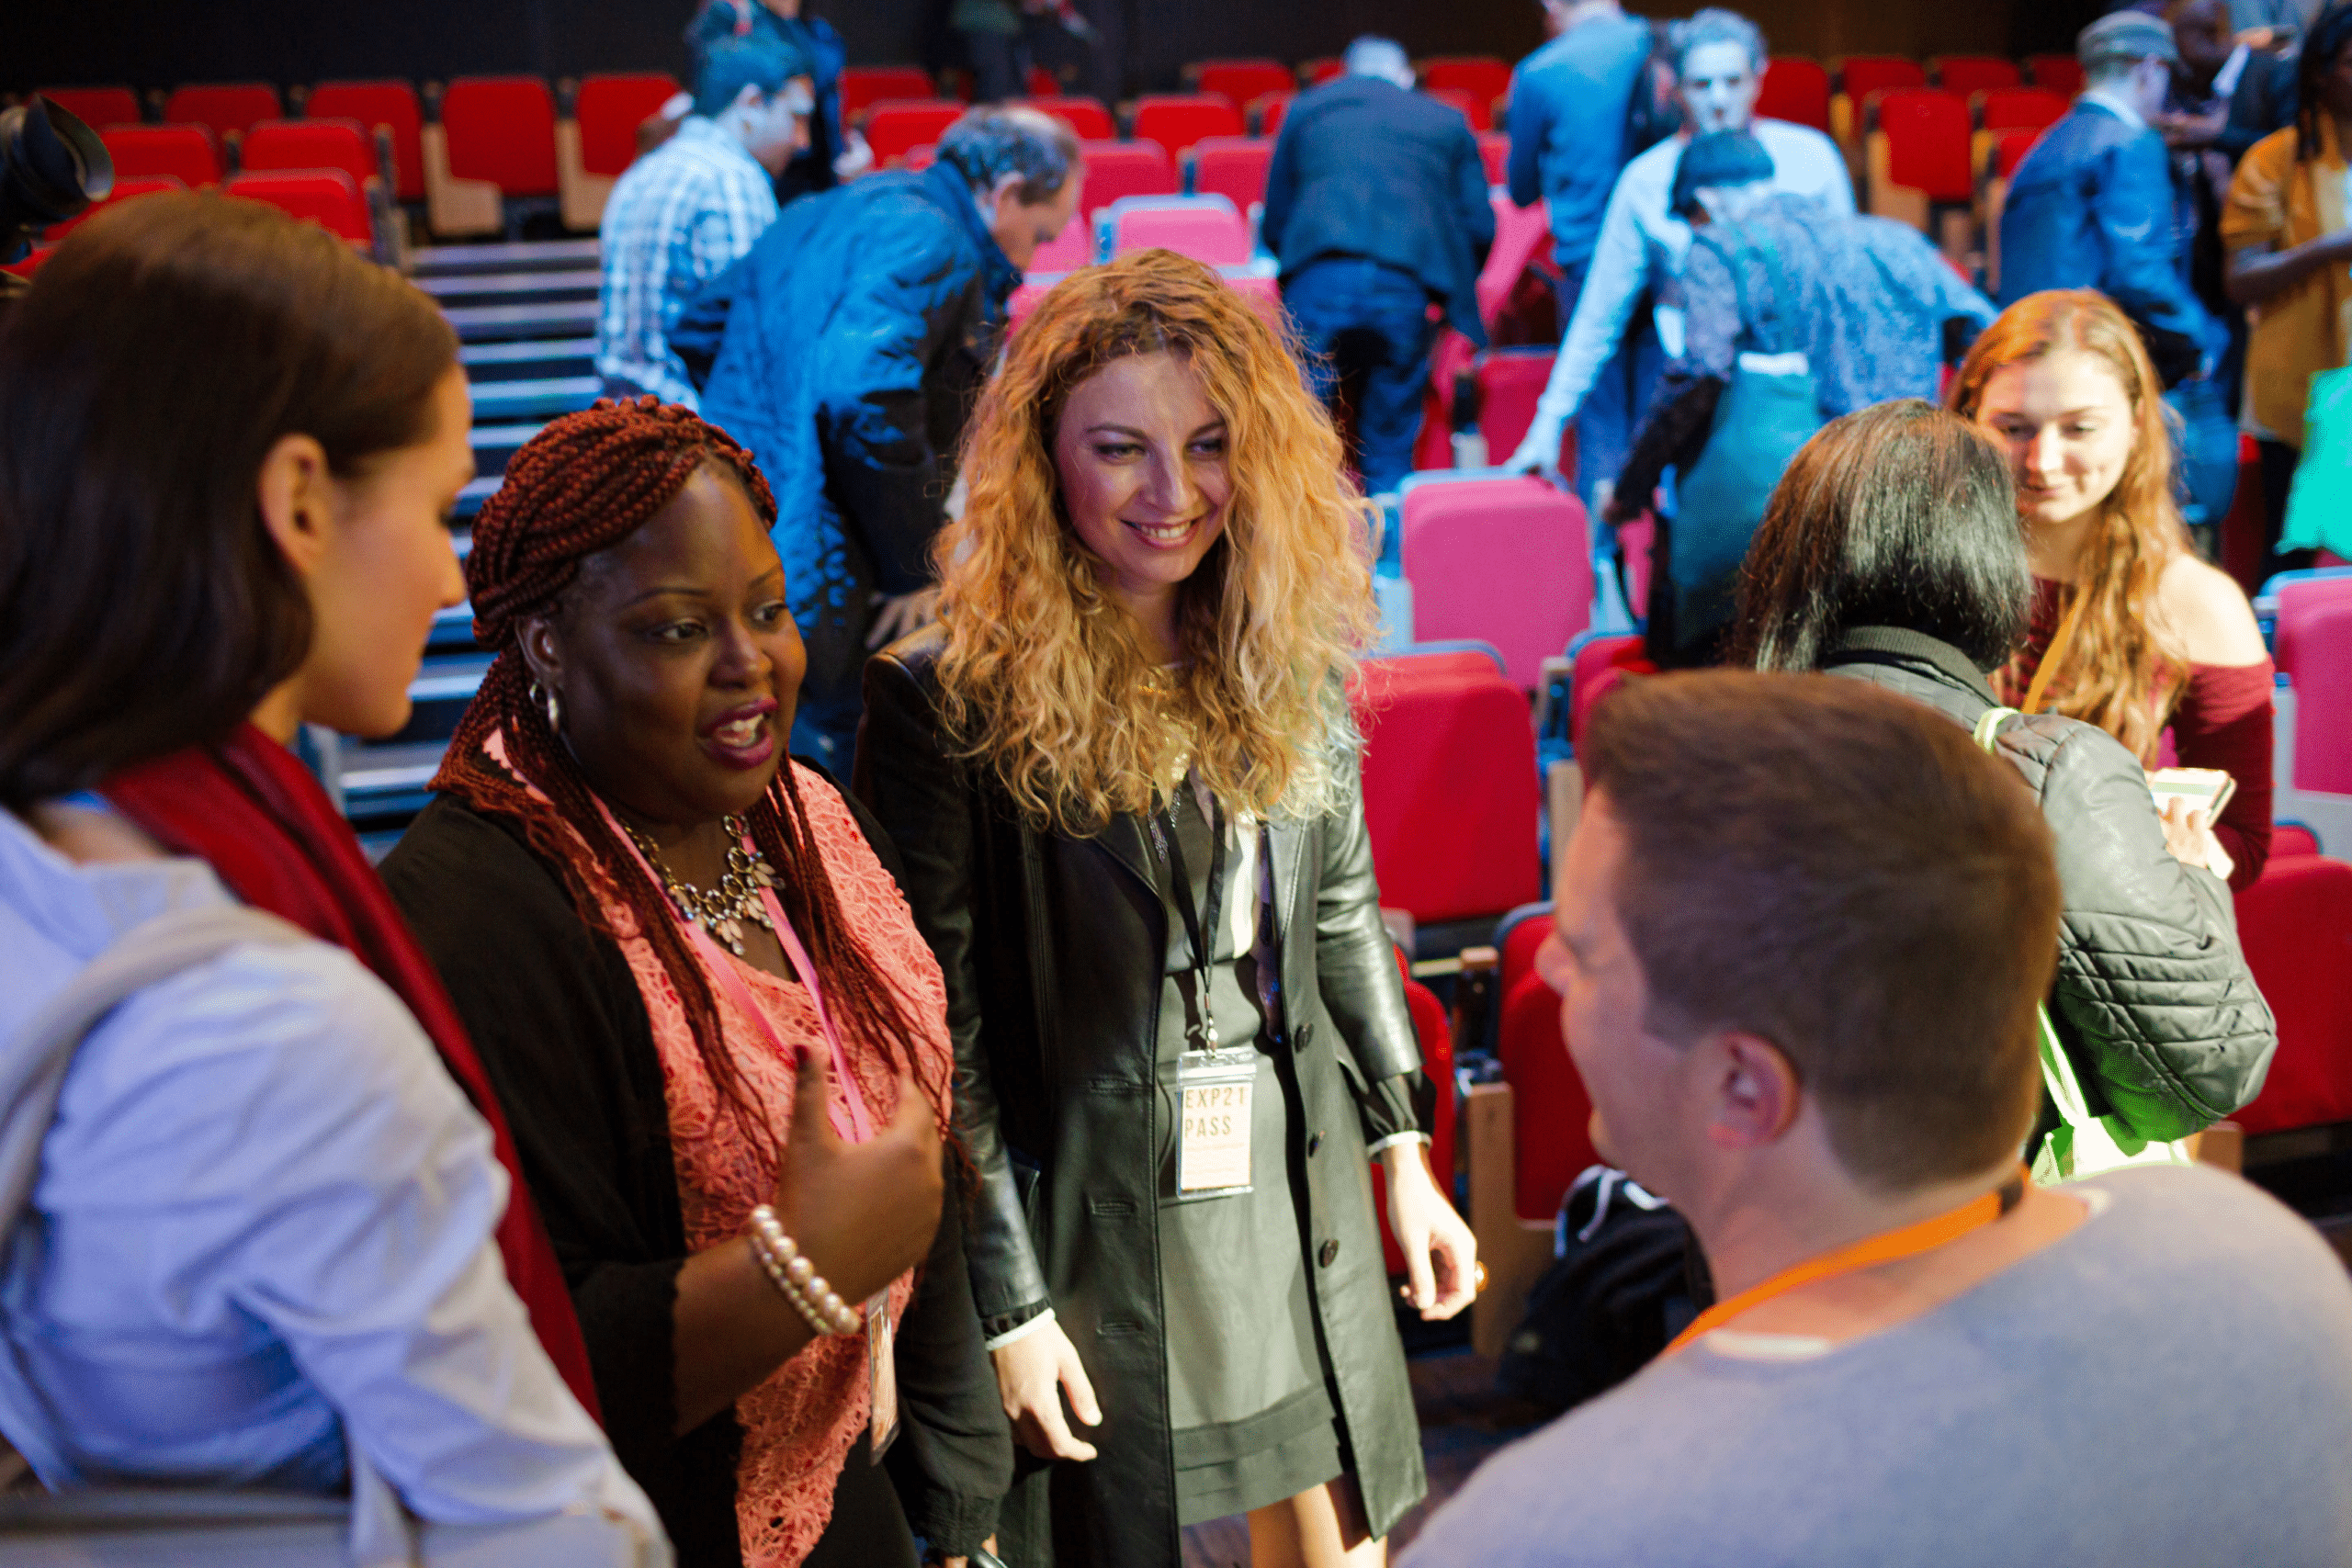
[0,191,458,809]
[1579,671,2059,1190]
[434,400,949,1157]
[1948,289,2188,761]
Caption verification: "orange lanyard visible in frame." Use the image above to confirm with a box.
[1664,1169,2028,1357]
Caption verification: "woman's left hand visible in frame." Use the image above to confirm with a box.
[1381,1142,1477,1320]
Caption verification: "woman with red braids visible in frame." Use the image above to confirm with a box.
[380,398,1005,1568]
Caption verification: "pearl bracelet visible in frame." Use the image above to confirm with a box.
[747,1204,863,1336]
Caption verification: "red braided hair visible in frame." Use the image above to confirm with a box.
[434,399,947,1158]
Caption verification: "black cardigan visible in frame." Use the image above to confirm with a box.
[380,774,1008,1562]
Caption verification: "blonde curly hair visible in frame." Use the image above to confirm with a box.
[933,249,1380,834]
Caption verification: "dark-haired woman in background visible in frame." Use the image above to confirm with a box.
[1734,399,2275,1169]
[0,193,652,1530]
[381,400,1003,1568]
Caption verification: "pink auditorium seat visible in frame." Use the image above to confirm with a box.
[1400,476,1593,689]
[1074,138,1178,212]
[1130,94,1246,161]
[35,86,140,129]
[1498,968,1600,1223]
[1374,960,1460,1276]
[304,81,424,200]
[1108,198,1250,265]
[1471,348,1555,457]
[1024,213,1094,272]
[840,66,937,120]
[1189,136,1272,210]
[224,169,373,246]
[2276,580,2352,794]
[240,118,379,188]
[865,99,964,164]
[1476,130,1510,185]
[162,82,283,145]
[2230,854,2352,1135]
[99,125,220,186]
[1757,57,1831,131]
[1476,189,1555,326]
[440,75,559,197]
[1193,59,1295,110]
[1350,653,1544,925]
[1012,96,1115,140]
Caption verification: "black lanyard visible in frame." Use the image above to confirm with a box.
[1148,781,1227,1052]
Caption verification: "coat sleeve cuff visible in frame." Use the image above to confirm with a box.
[981,1304,1056,1352]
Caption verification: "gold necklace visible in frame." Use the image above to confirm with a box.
[622,814,777,955]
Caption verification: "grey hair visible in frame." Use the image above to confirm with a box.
[1344,37,1417,88]
[1669,8,1769,77]
[938,107,1081,203]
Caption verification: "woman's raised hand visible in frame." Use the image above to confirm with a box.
[991,1318,1103,1461]
[773,1055,944,1310]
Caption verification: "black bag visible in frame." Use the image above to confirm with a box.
[1496,1166,1712,1416]
[1621,23,1684,161]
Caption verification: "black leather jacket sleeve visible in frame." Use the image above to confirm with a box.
[1312,758,1429,1145]
[2026,716,2278,1140]
[857,650,1053,1324]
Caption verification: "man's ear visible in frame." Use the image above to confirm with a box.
[988,169,1026,213]
[254,433,334,583]
[1702,1030,1804,1151]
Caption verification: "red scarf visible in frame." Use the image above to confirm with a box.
[104,723,603,1425]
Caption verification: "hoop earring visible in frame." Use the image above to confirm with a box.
[529,680,563,734]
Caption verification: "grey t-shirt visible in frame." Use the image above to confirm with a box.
[1404,1166,2352,1568]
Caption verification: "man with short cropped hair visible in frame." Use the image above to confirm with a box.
[1403,672,2352,1568]
[594,34,813,405]
[673,107,1081,767]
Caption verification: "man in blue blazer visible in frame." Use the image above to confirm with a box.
[1263,37,1497,495]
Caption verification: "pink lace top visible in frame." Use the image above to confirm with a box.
[590,764,954,1566]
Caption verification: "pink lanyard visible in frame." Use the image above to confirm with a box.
[599,802,876,1145]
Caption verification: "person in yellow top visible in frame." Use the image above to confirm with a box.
[2222,0,2352,572]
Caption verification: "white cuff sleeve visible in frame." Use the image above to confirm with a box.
[983,1306,1058,1353]
[1366,1131,1433,1158]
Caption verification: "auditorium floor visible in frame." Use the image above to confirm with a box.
[1179,1351,1540,1566]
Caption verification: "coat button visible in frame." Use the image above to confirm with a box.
[1306,1131,1325,1157]
[1318,1238,1340,1268]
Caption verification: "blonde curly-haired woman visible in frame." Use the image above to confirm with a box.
[856,249,1476,1568]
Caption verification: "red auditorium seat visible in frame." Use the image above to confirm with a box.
[41,175,185,243]
[1130,95,1246,161]
[1421,56,1515,108]
[226,170,374,246]
[1108,199,1250,265]
[99,126,220,186]
[2277,582,2352,794]
[1476,190,1559,338]
[240,119,379,188]
[1757,57,1831,131]
[1374,960,1460,1277]
[1868,88,1973,247]
[439,75,559,196]
[1496,899,1552,1000]
[1026,64,1063,97]
[1931,54,2022,96]
[840,66,937,120]
[1193,59,1295,110]
[1569,632,1652,745]
[573,73,679,176]
[1075,139,1178,213]
[1252,92,1294,137]
[305,81,424,201]
[1425,88,1490,130]
[2025,53,2086,98]
[1349,653,1544,924]
[1300,58,1346,85]
[2273,823,2322,858]
[35,87,140,129]
[2230,854,2352,1136]
[1476,132,1510,186]
[162,83,283,146]
[1190,136,1272,211]
[1012,96,1114,140]
[1975,86,2067,136]
[1832,55,1927,151]
[1498,968,1599,1224]
[1399,475,1594,689]
[865,99,965,164]
[1988,126,2041,177]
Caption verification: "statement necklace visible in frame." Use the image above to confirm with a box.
[622,814,777,955]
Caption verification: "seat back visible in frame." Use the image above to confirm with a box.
[224,169,373,244]
[1757,57,1831,131]
[1476,189,1555,328]
[1931,54,2022,96]
[1189,135,1272,210]
[2277,590,2352,793]
[1568,632,1650,745]
[1026,63,1064,97]
[35,87,139,129]
[1424,87,1488,130]
[1025,213,1095,272]
[1869,87,1973,219]
[1193,59,1295,110]
[1107,195,1250,264]
[305,81,424,200]
[41,175,185,243]
[1838,55,1928,100]
[1253,91,1295,137]
[2274,823,2323,858]
[1472,348,1555,456]
[2025,53,2086,97]
[1011,95,1115,140]
[162,82,283,144]
[1974,85,2066,133]
[1300,57,1347,85]
[1075,138,1178,212]
[840,66,937,120]
[1130,94,1246,160]
[1496,899,1552,1000]
[1476,130,1510,186]
[98,125,220,186]
[865,99,965,164]
[574,73,681,178]
[2230,855,2352,1135]
[1498,968,1599,1223]
[441,75,559,196]
[240,119,377,186]
[1421,56,1514,107]
[1349,655,1544,923]
[1399,476,1594,689]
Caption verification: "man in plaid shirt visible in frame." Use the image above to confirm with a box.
[596,35,813,406]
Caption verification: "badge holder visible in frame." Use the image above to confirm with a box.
[1175,1043,1256,1200]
